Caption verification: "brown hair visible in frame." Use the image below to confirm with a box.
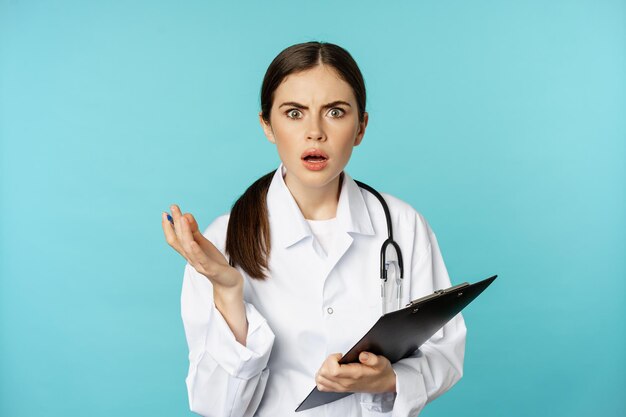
[225,41,367,279]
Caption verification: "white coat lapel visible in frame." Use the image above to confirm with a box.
[266,165,312,249]
[265,165,375,277]
[322,172,375,277]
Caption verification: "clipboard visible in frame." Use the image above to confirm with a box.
[295,275,497,412]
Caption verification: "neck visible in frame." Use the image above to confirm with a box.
[284,173,343,220]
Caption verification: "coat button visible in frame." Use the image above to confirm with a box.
[327,307,334,315]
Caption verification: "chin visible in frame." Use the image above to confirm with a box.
[286,163,341,189]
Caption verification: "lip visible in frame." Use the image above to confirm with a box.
[301,148,329,171]
[301,148,329,160]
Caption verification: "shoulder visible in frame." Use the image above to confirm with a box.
[360,187,432,235]
[202,212,231,235]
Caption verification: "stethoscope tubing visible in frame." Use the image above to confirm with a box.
[354,180,405,314]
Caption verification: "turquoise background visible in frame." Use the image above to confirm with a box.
[1,0,624,416]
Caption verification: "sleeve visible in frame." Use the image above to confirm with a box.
[180,216,276,417]
[389,214,467,417]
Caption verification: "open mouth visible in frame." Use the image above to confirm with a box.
[301,149,329,162]
[303,155,327,162]
[301,149,329,171]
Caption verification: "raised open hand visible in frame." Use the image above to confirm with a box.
[162,204,242,290]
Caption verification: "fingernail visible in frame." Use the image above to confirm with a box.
[167,214,173,223]
[361,353,369,361]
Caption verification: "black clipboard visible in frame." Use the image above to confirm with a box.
[295,275,497,412]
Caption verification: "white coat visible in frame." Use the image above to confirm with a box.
[181,164,466,417]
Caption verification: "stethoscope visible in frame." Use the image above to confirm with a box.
[354,180,404,315]
[222,175,405,315]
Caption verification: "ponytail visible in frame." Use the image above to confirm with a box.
[225,171,274,279]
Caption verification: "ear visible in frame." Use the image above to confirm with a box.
[353,112,368,147]
[259,112,276,144]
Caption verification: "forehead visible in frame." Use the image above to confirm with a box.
[273,65,356,104]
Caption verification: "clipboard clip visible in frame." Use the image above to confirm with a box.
[406,282,470,307]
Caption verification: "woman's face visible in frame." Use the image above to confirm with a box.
[260,64,368,195]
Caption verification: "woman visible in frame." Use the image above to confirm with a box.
[162,41,466,417]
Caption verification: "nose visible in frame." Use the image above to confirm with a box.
[306,116,326,142]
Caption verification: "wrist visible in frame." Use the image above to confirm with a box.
[213,282,248,345]
[213,282,243,308]
[385,368,397,393]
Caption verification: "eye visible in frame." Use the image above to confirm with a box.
[286,109,302,119]
[328,108,345,118]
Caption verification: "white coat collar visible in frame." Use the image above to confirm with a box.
[267,163,375,249]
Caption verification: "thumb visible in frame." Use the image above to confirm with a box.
[359,351,377,366]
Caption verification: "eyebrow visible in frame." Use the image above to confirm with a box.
[278,100,352,110]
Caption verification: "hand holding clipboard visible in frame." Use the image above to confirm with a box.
[296,275,497,412]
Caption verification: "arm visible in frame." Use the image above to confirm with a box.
[182,263,275,417]
[163,207,275,416]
